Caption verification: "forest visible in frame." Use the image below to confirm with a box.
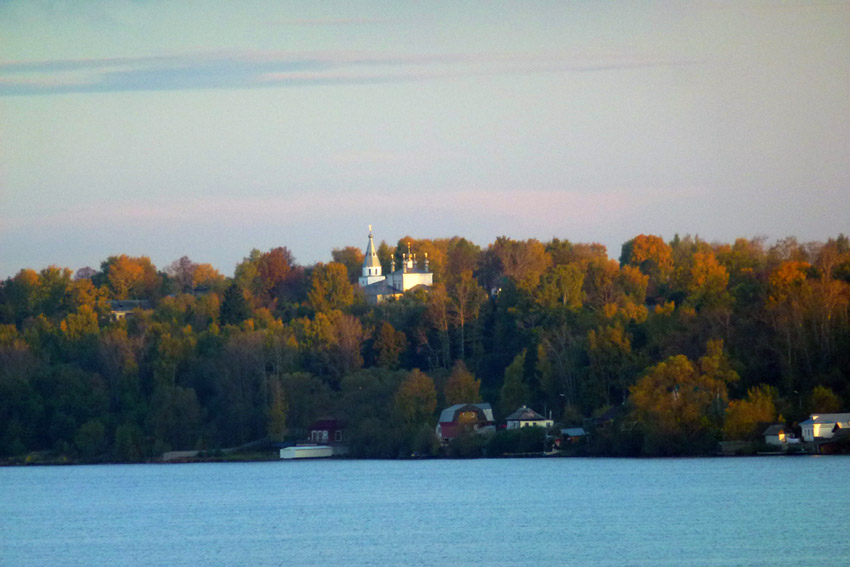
[1,232,849,461]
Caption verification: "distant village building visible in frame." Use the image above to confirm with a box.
[800,413,850,442]
[109,300,152,321]
[358,226,433,305]
[560,428,588,444]
[435,403,495,443]
[308,418,346,445]
[280,417,349,459]
[762,424,794,447]
[504,406,553,430]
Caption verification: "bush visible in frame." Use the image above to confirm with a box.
[486,427,545,456]
[446,429,488,458]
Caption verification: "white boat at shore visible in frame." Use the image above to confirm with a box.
[279,445,348,459]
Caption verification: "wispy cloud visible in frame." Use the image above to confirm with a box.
[2,186,653,235]
[0,50,700,96]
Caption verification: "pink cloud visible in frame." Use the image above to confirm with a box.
[3,187,662,235]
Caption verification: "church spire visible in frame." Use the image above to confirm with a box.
[361,224,382,281]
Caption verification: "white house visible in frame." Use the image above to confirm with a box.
[505,406,554,430]
[763,424,792,447]
[800,413,850,442]
[358,226,433,305]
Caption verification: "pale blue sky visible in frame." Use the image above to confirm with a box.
[2,1,848,278]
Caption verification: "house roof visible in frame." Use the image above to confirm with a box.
[801,413,850,425]
[109,300,153,311]
[309,418,344,430]
[438,403,494,424]
[763,424,788,436]
[562,428,587,437]
[505,405,548,422]
[361,280,402,296]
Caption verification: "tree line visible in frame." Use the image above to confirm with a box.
[1,233,849,460]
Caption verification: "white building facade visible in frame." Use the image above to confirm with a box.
[800,413,850,442]
[358,226,433,304]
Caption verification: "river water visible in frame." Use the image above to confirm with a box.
[1,457,847,566]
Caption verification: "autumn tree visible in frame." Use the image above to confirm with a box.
[425,283,451,368]
[537,324,582,414]
[582,256,621,311]
[331,246,365,283]
[630,341,737,455]
[445,237,481,283]
[167,256,197,293]
[328,312,365,378]
[487,237,551,291]
[394,237,448,281]
[394,369,437,427]
[586,324,636,407]
[103,255,160,300]
[808,385,840,414]
[192,263,225,291]
[677,251,730,309]
[266,378,288,441]
[258,247,298,306]
[723,384,777,441]
[60,305,99,341]
[766,260,811,389]
[36,266,73,317]
[535,264,584,312]
[295,310,364,381]
[444,360,481,405]
[448,270,487,359]
[372,321,407,369]
[500,350,530,417]
[620,234,673,289]
[234,249,264,298]
[308,262,354,313]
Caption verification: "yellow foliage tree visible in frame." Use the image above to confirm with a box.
[444,360,481,405]
[723,384,777,441]
[60,305,99,341]
[308,262,354,313]
[630,341,737,454]
[395,369,437,426]
[620,234,673,283]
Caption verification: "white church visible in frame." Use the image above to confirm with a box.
[359,226,433,304]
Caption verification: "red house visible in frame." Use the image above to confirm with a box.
[308,418,345,445]
[435,403,495,443]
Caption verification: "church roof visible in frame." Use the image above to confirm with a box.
[363,228,381,269]
[360,279,401,296]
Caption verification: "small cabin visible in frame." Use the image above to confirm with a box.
[763,424,791,447]
[561,427,588,443]
[504,406,553,430]
[308,418,345,445]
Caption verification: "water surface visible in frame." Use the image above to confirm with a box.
[2,457,846,566]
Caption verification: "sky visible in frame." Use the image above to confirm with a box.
[2,1,849,279]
